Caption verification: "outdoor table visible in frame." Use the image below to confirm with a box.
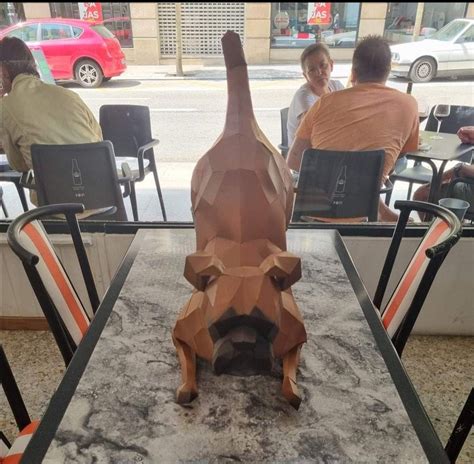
[405,130,473,204]
[23,229,448,463]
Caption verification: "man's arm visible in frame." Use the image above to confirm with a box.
[287,137,311,172]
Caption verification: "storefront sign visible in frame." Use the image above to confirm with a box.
[78,3,103,22]
[307,3,332,26]
[274,11,290,30]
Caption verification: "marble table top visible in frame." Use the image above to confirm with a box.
[30,229,444,463]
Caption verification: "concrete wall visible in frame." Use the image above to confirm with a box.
[126,2,160,65]
[467,3,474,18]
[358,2,387,38]
[23,2,51,19]
[244,3,271,64]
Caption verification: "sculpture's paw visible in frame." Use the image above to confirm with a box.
[176,384,198,404]
[282,376,301,410]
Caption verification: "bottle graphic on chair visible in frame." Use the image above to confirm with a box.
[72,159,83,186]
[335,166,347,193]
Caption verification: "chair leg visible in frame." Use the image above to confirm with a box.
[129,182,139,221]
[14,181,29,212]
[445,388,473,463]
[151,162,167,221]
[385,181,394,207]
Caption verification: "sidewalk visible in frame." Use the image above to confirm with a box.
[116,62,353,82]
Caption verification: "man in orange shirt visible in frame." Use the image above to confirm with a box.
[287,35,419,222]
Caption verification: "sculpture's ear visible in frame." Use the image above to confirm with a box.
[260,252,301,290]
[184,251,224,291]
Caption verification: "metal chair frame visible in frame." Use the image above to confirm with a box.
[373,200,462,356]
[7,203,99,365]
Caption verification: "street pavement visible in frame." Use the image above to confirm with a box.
[1,63,473,222]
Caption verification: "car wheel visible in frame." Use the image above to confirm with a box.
[103,77,111,82]
[75,59,103,88]
[409,57,436,83]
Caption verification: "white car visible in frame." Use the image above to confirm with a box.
[390,18,474,82]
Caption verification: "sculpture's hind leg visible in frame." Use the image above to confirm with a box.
[282,344,303,410]
[173,335,198,404]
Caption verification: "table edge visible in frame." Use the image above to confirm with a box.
[333,232,448,463]
[21,229,146,463]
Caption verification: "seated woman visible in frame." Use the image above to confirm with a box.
[414,126,474,214]
[0,37,102,206]
[287,43,344,148]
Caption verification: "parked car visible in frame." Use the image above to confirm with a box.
[0,18,127,88]
[390,18,474,83]
[322,30,356,48]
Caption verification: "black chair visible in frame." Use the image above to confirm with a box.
[389,105,474,201]
[292,148,384,222]
[278,107,289,159]
[445,388,473,463]
[0,185,8,217]
[373,200,462,356]
[100,104,167,221]
[1,344,37,460]
[425,105,474,134]
[7,203,99,366]
[30,141,129,221]
[447,176,474,222]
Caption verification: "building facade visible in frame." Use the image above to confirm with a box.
[8,2,474,64]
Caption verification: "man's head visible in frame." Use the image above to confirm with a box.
[300,43,334,93]
[0,36,39,94]
[351,35,391,85]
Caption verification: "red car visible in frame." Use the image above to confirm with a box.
[0,18,127,88]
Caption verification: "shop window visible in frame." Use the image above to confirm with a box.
[421,3,467,36]
[270,3,361,49]
[50,2,133,48]
[0,3,24,30]
[384,2,468,44]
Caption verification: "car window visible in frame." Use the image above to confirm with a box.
[430,20,469,42]
[458,26,474,43]
[72,26,83,38]
[40,23,73,41]
[90,25,115,39]
[7,24,38,42]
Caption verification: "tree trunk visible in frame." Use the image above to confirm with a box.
[175,2,184,77]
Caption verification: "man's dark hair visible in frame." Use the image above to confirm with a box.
[300,43,331,70]
[352,35,391,83]
[0,36,39,81]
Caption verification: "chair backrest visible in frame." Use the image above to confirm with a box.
[292,148,384,222]
[31,141,127,221]
[7,204,99,365]
[99,104,154,159]
[425,105,474,133]
[373,201,462,355]
[280,107,289,155]
[0,345,30,432]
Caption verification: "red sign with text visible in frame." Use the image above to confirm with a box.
[307,3,332,25]
[78,3,103,22]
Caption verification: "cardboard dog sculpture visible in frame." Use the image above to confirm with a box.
[172,31,307,410]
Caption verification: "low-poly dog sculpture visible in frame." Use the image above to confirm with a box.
[172,31,307,409]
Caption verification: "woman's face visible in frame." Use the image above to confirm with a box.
[303,51,334,94]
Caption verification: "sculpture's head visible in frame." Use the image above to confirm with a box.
[183,251,304,375]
